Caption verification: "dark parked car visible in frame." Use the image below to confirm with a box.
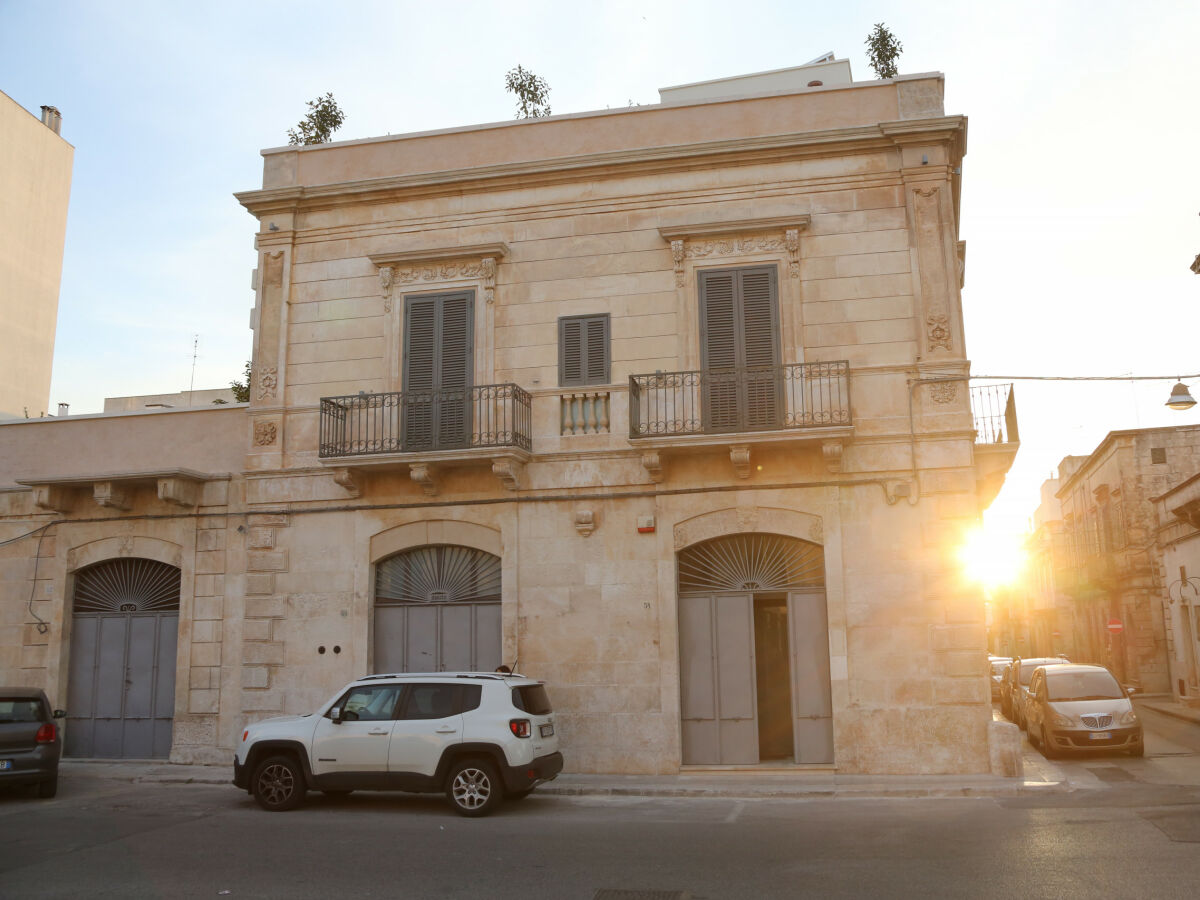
[1002,657,1069,728]
[0,688,65,798]
[1025,664,1143,759]
[989,657,1013,702]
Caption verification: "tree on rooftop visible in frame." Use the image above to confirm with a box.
[864,23,903,80]
[230,360,251,403]
[505,65,551,118]
[287,93,346,145]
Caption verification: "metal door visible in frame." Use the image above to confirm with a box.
[789,590,834,763]
[66,558,179,759]
[678,593,759,765]
[374,545,501,673]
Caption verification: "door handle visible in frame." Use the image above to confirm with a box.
[368,728,390,735]
[435,726,457,734]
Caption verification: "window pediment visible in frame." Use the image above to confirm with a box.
[658,216,809,286]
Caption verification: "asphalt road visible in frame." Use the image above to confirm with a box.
[0,708,1197,900]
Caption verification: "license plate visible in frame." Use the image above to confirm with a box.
[0,760,10,770]
[540,723,554,738]
[1089,732,1112,741]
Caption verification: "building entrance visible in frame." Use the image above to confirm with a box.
[677,533,832,765]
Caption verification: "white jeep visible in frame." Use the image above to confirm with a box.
[233,672,562,817]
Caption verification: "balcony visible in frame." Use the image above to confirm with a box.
[318,384,532,492]
[628,361,852,478]
[971,383,1020,507]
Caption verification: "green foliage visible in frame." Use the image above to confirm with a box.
[230,360,252,403]
[864,23,903,80]
[505,65,551,119]
[287,93,347,145]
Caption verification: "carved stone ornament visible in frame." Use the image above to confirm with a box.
[409,463,437,496]
[379,266,393,299]
[685,234,786,260]
[730,445,752,479]
[822,439,844,474]
[930,382,958,404]
[785,228,801,278]
[671,240,686,288]
[492,458,523,491]
[33,485,72,512]
[394,261,487,285]
[641,451,665,483]
[482,257,497,305]
[93,482,131,510]
[809,518,824,544]
[574,509,596,537]
[253,421,278,446]
[927,314,952,351]
[257,366,278,401]
[332,467,360,498]
[914,185,940,198]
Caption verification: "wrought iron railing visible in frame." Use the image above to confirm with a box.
[629,361,851,438]
[319,384,532,458]
[970,383,1019,445]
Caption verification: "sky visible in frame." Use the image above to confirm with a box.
[2,0,1200,542]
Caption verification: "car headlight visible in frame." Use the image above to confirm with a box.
[1119,710,1138,726]
[1051,711,1074,728]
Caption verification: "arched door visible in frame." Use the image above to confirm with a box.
[373,545,501,673]
[66,558,180,758]
[677,533,832,765]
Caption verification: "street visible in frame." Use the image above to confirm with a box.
[0,704,1198,900]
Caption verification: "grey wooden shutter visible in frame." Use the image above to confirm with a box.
[699,267,780,432]
[403,292,474,450]
[559,314,610,386]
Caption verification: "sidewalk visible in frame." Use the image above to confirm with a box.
[59,757,1068,800]
[1135,694,1200,727]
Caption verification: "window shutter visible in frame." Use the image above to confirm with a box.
[700,271,737,371]
[739,268,779,369]
[559,314,610,386]
[437,295,473,447]
[403,292,474,450]
[403,298,438,449]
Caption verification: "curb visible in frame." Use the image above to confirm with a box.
[1137,700,1200,728]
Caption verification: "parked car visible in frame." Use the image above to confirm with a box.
[0,688,65,798]
[989,657,1013,702]
[234,671,563,816]
[1005,657,1071,729]
[1025,664,1143,758]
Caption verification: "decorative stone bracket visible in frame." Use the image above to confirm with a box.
[658,216,811,287]
[729,445,752,479]
[822,439,844,474]
[93,482,131,510]
[157,476,200,507]
[491,458,523,491]
[370,243,509,308]
[574,509,596,537]
[331,467,361,498]
[409,463,438,496]
[641,451,665,483]
[19,470,218,513]
[32,485,72,513]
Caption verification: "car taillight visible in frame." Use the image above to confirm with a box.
[242,730,249,742]
[509,719,531,738]
[35,723,56,744]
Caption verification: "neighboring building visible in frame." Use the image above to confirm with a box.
[103,388,238,413]
[1054,427,1200,692]
[0,59,1019,775]
[0,91,73,420]
[1152,474,1200,706]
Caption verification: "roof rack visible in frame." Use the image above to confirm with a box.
[354,671,517,682]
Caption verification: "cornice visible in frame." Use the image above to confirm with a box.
[367,243,509,268]
[234,117,967,216]
[658,215,810,241]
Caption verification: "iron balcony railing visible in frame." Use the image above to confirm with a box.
[970,383,1019,445]
[629,361,851,439]
[319,384,532,458]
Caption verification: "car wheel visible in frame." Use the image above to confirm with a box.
[446,758,503,817]
[36,774,57,799]
[252,755,306,812]
[1040,725,1059,759]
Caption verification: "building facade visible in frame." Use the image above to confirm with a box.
[0,91,73,420]
[0,61,1019,775]
[1153,473,1200,706]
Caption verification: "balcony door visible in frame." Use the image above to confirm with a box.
[403,292,474,451]
[699,266,781,433]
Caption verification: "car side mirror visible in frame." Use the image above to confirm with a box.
[1124,685,1138,696]
[330,707,343,724]
[53,709,66,719]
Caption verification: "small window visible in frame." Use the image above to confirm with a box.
[335,685,403,721]
[1151,447,1167,464]
[460,684,482,713]
[512,684,553,715]
[559,314,610,386]
[400,684,459,720]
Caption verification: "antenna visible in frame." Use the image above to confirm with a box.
[188,334,199,401]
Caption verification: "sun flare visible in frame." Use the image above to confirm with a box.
[959,525,1027,590]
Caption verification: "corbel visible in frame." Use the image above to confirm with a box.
[574,509,596,537]
[641,451,665,483]
[157,477,198,508]
[409,463,438,496]
[93,481,131,511]
[32,485,72,513]
[729,445,752,479]
[492,458,523,491]
[331,467,361,498]
[822,439,844,474]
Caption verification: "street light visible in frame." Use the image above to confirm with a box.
[1166,381,1197,411]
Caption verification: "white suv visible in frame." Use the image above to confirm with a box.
[233,672,562,816]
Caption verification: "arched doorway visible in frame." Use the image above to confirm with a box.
[66,558,180,758]
[677,533,832,765]
[373,544,502,673]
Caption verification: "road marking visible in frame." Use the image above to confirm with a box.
[723,800,745,823]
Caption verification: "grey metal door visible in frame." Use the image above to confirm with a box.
[679,593,759,765]
[66,559,179,759]
[374,545,501,673]
[789,590,834,763]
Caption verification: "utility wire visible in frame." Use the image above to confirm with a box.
[971,373,1200,382]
